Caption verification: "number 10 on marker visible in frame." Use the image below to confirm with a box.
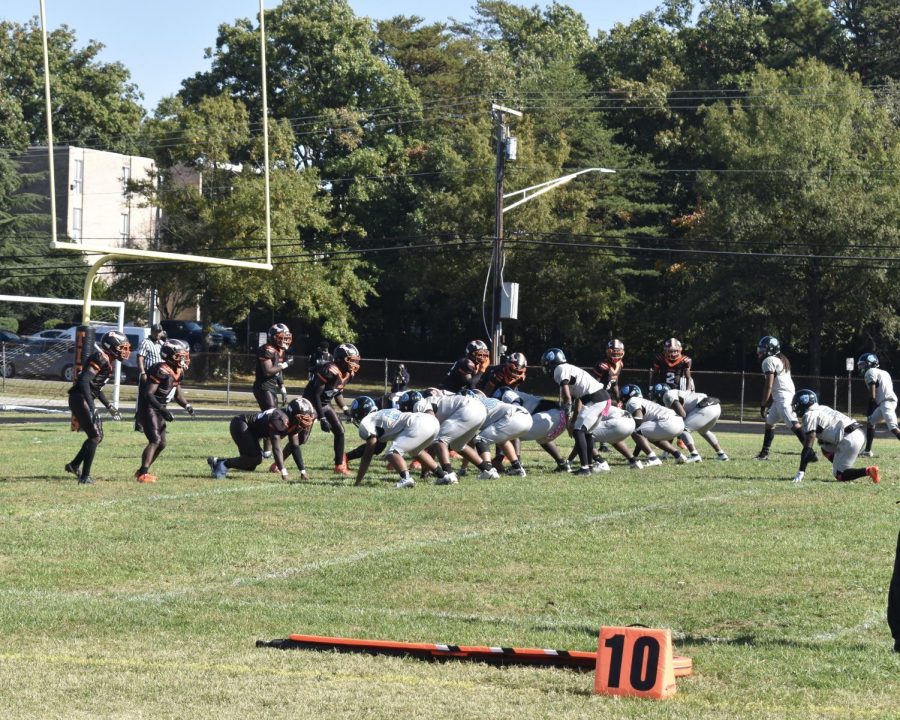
[594,626,677,700]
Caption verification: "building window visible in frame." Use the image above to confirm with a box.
[120,213,130,246]
[72,208,82,241]
[121,165,131,195]
[73,159,83,194]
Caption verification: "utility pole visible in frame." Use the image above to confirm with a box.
[490,103,521,365]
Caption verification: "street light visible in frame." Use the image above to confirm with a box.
[489,163,617,363]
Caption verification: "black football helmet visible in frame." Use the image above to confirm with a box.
[757,335,780,358]
[607,338,625,362]
[620,384,643,401]
[791,389,819,416]
[349,395,377,425]
[334,343,361,374]
[856,353,879,375]
[541,348,567,373]
[160,338,190,370]
[466,339,490,368]
[499,352,527,384]
[267,323,292,350]
[398,390,424,413]
[287,397,316,431]
[100,331,131,361]
[664,337,683,362]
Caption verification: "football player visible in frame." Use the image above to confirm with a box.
[651,383,729,461]
[464,389,533,477]
[64,331,128,485]
[593,338,625,401]
[575,399,646,470]
[790,389,880,484]
[254,323,294,457]
[494,387,572,472]
[620,385,691,464]
[541,347,612,475]
[348,394,442,489]
[302,342,361,476]
[420,388,493,482]
[440,340,491,392]
[651,337,693,391]
[755,336,813,461]
[478,351,528,397]
[207,398,316,481]
[307,340,332,381]
[856,353,900,456]
[135,339,194,483]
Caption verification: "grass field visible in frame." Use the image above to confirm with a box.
[1,413,898,719]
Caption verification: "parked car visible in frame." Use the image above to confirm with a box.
[18,340,77,382]
[211,323,238,347]
[159,320,224,354]
[28,328,74,341]
[0,329,24,345]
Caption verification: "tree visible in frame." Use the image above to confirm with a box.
[0,19,144,152]
[693,60,900,374]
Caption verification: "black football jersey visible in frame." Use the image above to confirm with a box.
[146,362,182,406]
[70,351,114,399]
[254,343,285,391]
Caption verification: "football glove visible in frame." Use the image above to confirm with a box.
[161,408,175,422]
[108,405,122,421]
[759,405,768,420]
[184,404,194,417]
[319,417,332,433]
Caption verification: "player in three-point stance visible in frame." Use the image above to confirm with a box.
[207,398,316,482]
[651,383,729,462]
[134,339,194,484]
[64,331,129,485]
[789,389,880,484]
[856,353,900,457]
[347,393,442,489]
[754,335,814,462]
[619,385,691,466]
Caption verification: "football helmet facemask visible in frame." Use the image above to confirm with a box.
[757,335,780,358]
[607,338,625,362]
[334,343,361,374]
[791,389,819,416]
[160,339,190,370]
[100,331,131,361]
[349,395,377,425]
[500,352,528,384]
[466,339,490,365]
[267,323,292,350]
[664,337,683,362]
[856,353,879,375]
[287,397,316,431]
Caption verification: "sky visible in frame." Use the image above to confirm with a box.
[7,1,663,111]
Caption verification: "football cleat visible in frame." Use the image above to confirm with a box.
[553,461,572,473]
[754,451,770,461]
[505,466,527,477]
[674,454,688,465]
[645,456,663,467]
[477,467,500,480]
[65,462,80,476]
[859,450,875,457]
[334,463,352,477]
[716,451,730,461]
[262,450,273,459]
[591,460,611,473]
[686,453,702,463]
[866,466,881,484]
[435,472,459,485]
[135,472,157,484]
[77,475,93,485]
[572,467,592,476]
[629,459,645,470]
[395,477,416,489]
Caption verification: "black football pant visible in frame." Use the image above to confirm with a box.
[322,406,345,465]
[68,393,102,478]
[225,416,264,471]
[254,386,278,453]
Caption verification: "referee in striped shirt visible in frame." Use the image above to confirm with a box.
[134,324,166,431]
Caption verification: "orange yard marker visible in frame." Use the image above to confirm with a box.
[256,633,692,677]
[595,626,678,699]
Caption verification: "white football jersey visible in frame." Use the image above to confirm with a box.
[358,408,414,441]
[499,388,542,414]
[553,363,602,399]
[801,404,854,445]
[761,355,795,400]
[428,394,477,422]
[625,397,676,422]
[661,388,707,414]
[864,368,897,404]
